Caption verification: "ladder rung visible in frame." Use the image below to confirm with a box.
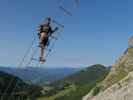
[59,6,72,16]
[53,19,64,28]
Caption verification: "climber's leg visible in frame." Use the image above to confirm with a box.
[39,32,47,63]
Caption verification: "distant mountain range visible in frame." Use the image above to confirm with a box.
[0,66,81,85]
[38,64,110,100]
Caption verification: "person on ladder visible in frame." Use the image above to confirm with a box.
[38,17,58,63]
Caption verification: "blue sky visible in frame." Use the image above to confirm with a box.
[0,0,132,67]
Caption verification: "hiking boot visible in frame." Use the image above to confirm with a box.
[39,57,46,63]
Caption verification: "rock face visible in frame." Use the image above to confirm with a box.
[83,37,133,100]
[128,36,133,48]
[101,47,133,89]
[83,71,133,100]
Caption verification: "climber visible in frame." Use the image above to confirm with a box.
[38,17,58,63]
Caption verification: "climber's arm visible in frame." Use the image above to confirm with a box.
[49,27,59,37]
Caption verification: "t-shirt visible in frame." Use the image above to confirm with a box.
[39,24,52,34]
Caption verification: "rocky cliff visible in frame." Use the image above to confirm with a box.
[83,37,133,100]
[83,71,133,100]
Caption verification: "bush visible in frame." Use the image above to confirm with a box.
[92,85,102,96]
